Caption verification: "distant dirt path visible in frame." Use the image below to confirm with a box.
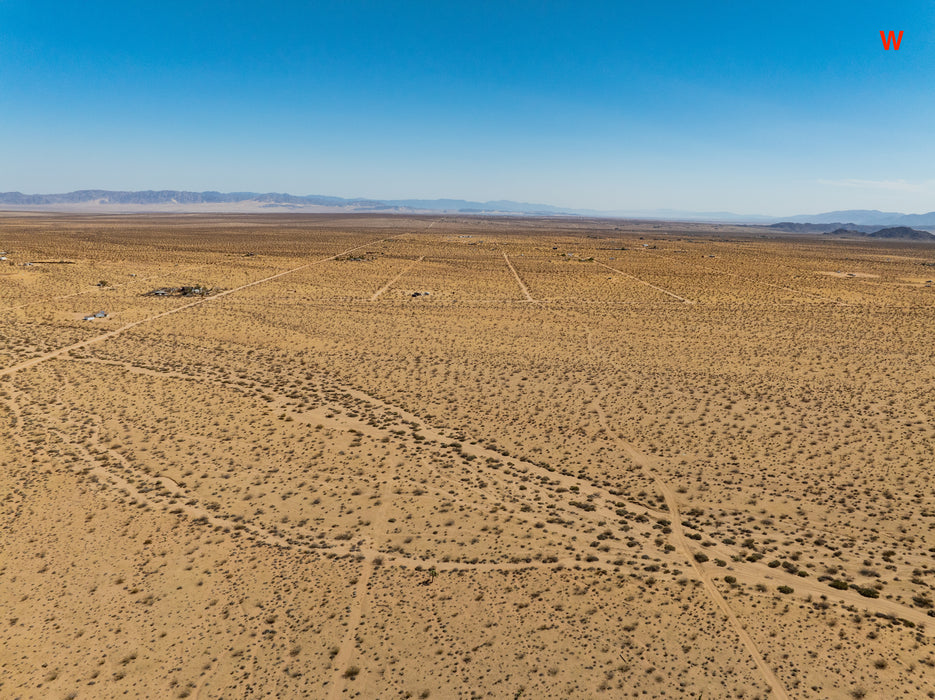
[501,251,535,302]
[641,248,847,306]
[0,239,385,378]
[594,260,694,303]
[370,255,424,301]
[587,331,790,699]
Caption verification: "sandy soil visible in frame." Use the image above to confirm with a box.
[1,213,934,699]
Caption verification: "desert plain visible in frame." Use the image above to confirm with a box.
[0,213,934,699]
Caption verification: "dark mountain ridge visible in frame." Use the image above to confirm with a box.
[769,222,882,234]
[822,226,934,240]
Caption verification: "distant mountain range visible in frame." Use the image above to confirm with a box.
[0,190,736,218]
[781,209,935,227]
[0,190,582,215]
[0,190,787,221]
[767,222,881,234]
[1,190,934,231]
[0,189,387,209]
[767,222,934,239]
[823,226,934,241]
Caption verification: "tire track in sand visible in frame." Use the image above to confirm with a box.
[634,247,848,306]
[326,553,374,699]
[501,251,535,302]
[326,484,391,699]
[594,260,694,304]
[370,256,424,301]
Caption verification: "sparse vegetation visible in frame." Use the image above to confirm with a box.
[0,214,932,699]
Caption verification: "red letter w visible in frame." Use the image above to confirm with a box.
[881,30,903,50]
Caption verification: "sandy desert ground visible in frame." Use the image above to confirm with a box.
[1,213,934,699]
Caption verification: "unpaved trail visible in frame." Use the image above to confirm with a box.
[43,356,654,572]
[54,426,304,552]
[603,418,791,700]
[12,388,637,696]
[0,239,385,378]
[594,260,694,303]
[59,357,656,568]
[695,262,847,306]
[322,381,669,526]
[501,251,535,302]
[648,457,790,700]
[718,557,934,629]
[370,255,424,301]
[51,354,935,632]
[81,380,935,628]
[43,418,617,577]
[61,355,667,530]
[584,330,933,629]
[587,330,790,699]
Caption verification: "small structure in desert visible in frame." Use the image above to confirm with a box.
[145,285,213,298]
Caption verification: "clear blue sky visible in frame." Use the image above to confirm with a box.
[1,1,933,214]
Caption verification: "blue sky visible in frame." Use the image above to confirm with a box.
[1,1,933,214]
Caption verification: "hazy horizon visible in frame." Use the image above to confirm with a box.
[2,2,933,215]
[5,188,935,221]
